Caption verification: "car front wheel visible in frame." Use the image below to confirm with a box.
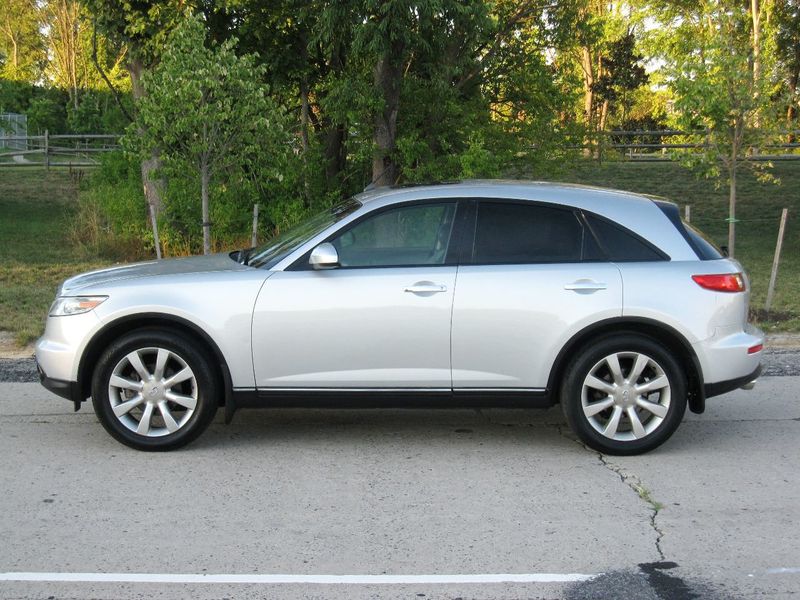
[560,334,687,455]
[91,329,219,451]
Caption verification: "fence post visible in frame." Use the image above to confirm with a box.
[251,203,259,247]
[44,129,49,171]
[684,205,691,223]
[765,208,789,314]
[149,203,162,260]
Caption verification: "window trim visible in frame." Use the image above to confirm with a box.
[287,198,468,271]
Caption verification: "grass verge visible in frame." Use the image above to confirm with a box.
[0,168,108,345]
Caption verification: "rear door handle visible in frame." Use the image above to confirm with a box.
[564,280,607,293]
[404,282,448,294]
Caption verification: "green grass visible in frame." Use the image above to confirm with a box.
[0,161,798,347]
[540,160,800,332]
[0,168,107,345]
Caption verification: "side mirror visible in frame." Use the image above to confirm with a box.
[309,242,340,270]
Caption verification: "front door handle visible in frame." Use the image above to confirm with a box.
[404,281,448,294]
[564,279,607,293]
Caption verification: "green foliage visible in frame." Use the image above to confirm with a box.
[0,0,47,82]
[126,15,296,251]
[81,0,188,67]
[70,152,152,260]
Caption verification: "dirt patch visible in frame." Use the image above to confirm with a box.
[766,332,800,349]
[0,331,35,359]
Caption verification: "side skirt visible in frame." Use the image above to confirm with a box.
[227,388,555,419]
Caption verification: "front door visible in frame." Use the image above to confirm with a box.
[252,201,460,389]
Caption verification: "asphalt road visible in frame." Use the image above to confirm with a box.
[0,378,798,600]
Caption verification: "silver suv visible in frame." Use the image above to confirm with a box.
[36,181,763,454]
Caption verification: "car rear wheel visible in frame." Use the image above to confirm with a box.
[560,334,687,455]
[91,329,218,451]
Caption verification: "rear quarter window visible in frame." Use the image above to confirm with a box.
[653,199,724,260]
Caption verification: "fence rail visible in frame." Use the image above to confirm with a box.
[0,132,121,168]
[583,129,800,161]
[2,129,800,168]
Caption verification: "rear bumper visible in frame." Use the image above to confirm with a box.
[704,364,762,399]
[693,324,764,386]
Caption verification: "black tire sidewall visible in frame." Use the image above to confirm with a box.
[561,334,687,455]
[91,329,218,451]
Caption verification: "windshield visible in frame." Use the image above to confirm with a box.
[246,198,362,269]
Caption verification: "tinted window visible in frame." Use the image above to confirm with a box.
[332,202,457,267]
[653,199,723,260]
[683,222,725,260]
[585,214,666,262]
[473,202,583,263]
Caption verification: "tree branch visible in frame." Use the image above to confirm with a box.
[92,19,133,123]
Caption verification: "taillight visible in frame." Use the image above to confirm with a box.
[691,273,745,293]
[747,344,763,354]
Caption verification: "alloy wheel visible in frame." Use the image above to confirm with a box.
[580,351,671,441]
[107,347,198,437]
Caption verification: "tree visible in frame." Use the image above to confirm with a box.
[592,32,648,132]
[81,0,189,257]
[131,16,291,254]
[654,0,776,257]
[0,0,46,82]
[775,0,800,136]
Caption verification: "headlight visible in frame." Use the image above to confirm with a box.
[48,296,108,317]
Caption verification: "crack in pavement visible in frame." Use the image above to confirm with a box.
[474,408,669,563]
[551,423,667,562]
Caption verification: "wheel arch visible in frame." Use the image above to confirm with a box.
[77,313,233,408]
[546,317,706,414]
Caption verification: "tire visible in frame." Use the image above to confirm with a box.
[560,334,687,455]
[91,328,219,451]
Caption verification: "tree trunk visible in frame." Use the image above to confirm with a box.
[299,79,310,153]
[787,67,798,143]
[728,148,737,258]
[128,57,163,259]
[751,0,761,130]
[580,46,595,158]
[10,33,17,69]
[372,49,402,187]
[201,159,211,255]
[324,123,346,183]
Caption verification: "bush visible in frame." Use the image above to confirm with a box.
[69,152,151,261]
[75,150,319,260]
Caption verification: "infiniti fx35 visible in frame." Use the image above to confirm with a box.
[36,181,763,454]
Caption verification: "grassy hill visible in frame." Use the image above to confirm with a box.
[0,169,106,346]
[543,160,799,331]
[0,161,798,347]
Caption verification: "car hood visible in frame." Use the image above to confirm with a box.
[59,253,249,295]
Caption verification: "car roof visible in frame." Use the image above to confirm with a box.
[357,179,659,206]
[354,180,696,261]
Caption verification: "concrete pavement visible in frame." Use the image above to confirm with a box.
[0,378,798,599]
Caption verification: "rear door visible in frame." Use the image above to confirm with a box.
[451,200,623,390]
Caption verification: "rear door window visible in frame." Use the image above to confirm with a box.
[472,202,584,264]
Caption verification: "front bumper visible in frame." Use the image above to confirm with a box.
[36,359,83,411]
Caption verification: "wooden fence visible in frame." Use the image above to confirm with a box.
[0,132,121,168]
[1,129,799,167]
[580,129,800,161]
